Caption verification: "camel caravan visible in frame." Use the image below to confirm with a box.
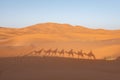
[23,48,96,60]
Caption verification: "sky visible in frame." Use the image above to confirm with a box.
[0,0,120,29]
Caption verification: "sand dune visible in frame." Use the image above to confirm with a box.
[0,23,120,59]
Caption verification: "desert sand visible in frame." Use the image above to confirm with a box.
[0,56,120,80]
[0,22,120,59]
[0,23,120,80]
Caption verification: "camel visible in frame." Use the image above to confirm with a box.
[51,48,58,56]
[84,51,96,60]
[66,49,74,57]
[76,50,84,59]
[58,49,65,56]
[34,48,44,55]
[44,48,52,56]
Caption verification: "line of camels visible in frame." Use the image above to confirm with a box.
[23,48,96,60]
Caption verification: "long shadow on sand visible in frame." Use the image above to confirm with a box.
[0,56,120,80]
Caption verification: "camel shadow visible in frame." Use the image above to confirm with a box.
[66,49,74,57]
[22,48,96,60]
[75,50,84,59]
[84,50,96,60]
[58,49,65,57]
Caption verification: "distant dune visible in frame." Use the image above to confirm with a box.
[0,22,120,59]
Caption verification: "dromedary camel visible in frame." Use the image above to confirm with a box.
[58,49,65,56]
[84,51,96,60]
[44,48,52,56]
[51,48,58,56]
[76,50,84,59]
[34,48,44,55]
[66,49,74,57]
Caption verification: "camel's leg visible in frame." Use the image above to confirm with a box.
[59,53,61,56]
[62,53,64,57]
[93,55,96,60]
[55,52,57,56]
[38,51,42,56]
[51,52,53,56]
[60,53,64,57]
[78,55,79,59]
[68,53,70,57]
[48,52,52,56]
[45,52,48,56]
[72,53,74,58]
[53,52,56,56]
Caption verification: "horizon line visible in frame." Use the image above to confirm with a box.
[0,22,120,31]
